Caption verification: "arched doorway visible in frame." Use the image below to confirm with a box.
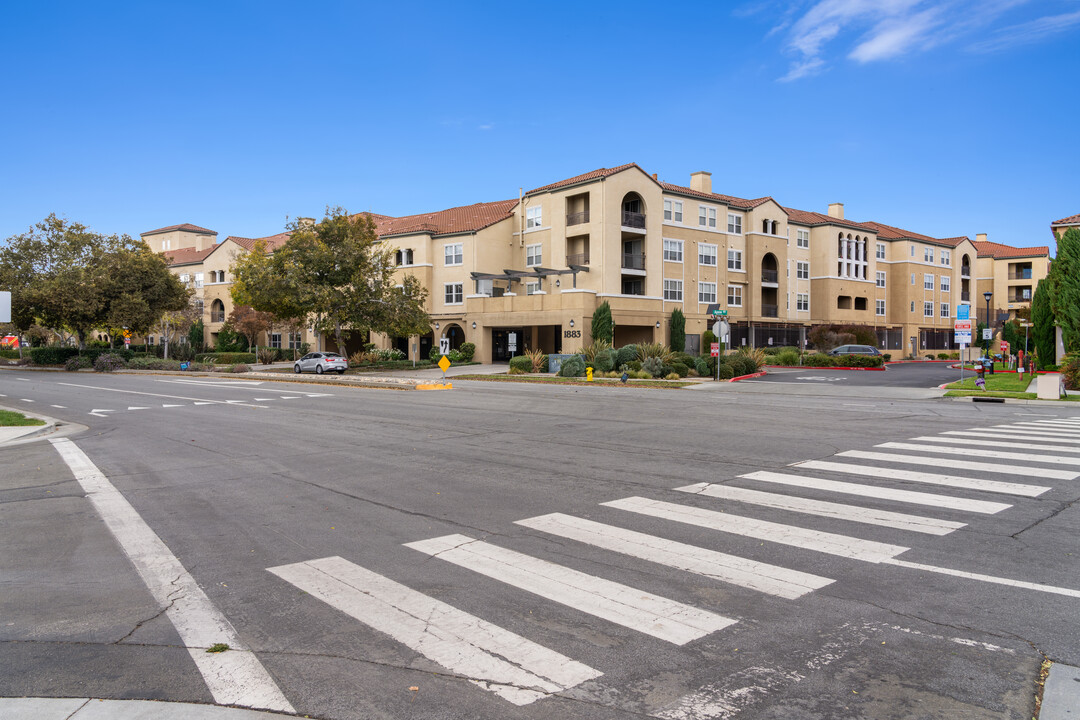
[443,324,465,351]
[761,252,779,318]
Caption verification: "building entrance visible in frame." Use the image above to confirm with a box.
[491,327,527,362]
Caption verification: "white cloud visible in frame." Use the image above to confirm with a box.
[778,57,826,82]
[967,9,1080,53]
[849,8,942,62]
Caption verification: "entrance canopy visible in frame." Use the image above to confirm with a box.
[471,264,590,291]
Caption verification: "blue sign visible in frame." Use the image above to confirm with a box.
[957,304,970,321]
[180,362,190,371]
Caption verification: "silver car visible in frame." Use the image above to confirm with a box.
[293,352,347,375]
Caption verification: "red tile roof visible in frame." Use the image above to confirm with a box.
[527,163,647,194]
[374,199,517,238]
[162,246,215,266]
[142,223,217,237]
[782,207,877,233]
[973,241,1050,259]
[660,182,775,210]
[1051,213,1080,226]
[225,233,292,252]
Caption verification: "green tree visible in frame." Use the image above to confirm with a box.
[187,318,205,352]
[1050,228,1080,354]
[591,301,613,345]
[1001,319,1021,353]
[1031,274,1055,366]
[670,308,686,353]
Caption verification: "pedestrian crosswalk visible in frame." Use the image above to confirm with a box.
[268,414,1080,706]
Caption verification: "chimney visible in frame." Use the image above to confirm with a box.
[828,203,844,220]
[652,173,658,180]
[976,233,987,243]
[691,171,712,195]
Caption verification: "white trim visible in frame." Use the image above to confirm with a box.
[808,275,875,283]
[560,288,598,295]
[596,293,664,300]
[512,225,551,236]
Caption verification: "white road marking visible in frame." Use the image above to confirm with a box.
[162,404,184,408]
[88,409,115,417]
[57,382,260,407]
[193,401,216,406]
[50,405,65,409]
[303,393,334,397]
[837,450,1077,480]
[253,398,276,402]
[1000,423,1080,434]
[405,534,734,644]
[944,430,1080,445]
[50,438,293,712]
[1024,419,1080,427]
[876,441,1080,468]
[20,398,34,402]
[602,497,908,562]
[793,460,1048,497]
[913,435,1080,454]
[159,379,265,387]
[675,482,964,535]
[741,471,1012,513]
[268,556,600,706]
[127,406,150,411]
[515,513,833,599]
[883,559,1080,599]
[990,424,1080,435]
[279,396,301,400]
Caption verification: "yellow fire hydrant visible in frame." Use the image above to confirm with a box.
[586,367,594,381]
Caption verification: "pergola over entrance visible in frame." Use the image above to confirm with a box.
[470,263,590,292]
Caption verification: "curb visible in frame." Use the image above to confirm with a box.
[730,371,768,382]
[762,365,886,371]
[0,405,61,446]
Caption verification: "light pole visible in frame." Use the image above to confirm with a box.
[983,291,993,359]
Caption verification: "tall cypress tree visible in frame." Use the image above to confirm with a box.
[1031,271,1055,366]
[1050,228,1080,354]
[591,301,613,345]
[670,308,685,352]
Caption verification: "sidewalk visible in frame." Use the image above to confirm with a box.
[1,698,299,720]
[0,406,62,445]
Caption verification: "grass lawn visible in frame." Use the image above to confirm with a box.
[945,373,1033,392]
[0,409,46,426]
[455,375,695,389]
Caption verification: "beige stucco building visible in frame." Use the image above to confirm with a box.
[142,164,1053,362]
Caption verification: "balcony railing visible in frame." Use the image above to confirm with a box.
[1008,270,1033,280]
[761,269,778,284]
[961,291,970,302]
[566,211,590,226]
[621,211,646,229]
[761,304,779,318]
[621,253,646,270]
[961,265,971,278]
[210,312,225,323]
[566,252,590,266]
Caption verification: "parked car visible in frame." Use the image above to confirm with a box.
[827,344,881,356]
[293,352,347,374]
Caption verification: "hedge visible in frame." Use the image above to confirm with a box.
[29,347,80,365]
[196,352,257,364]
[508,355,532,374]
[0,348,21,359]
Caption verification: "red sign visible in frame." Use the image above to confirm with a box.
[1,335,17,348]
[954,320,971,331]
[1000,340,1009,353]
[710,343,720,357]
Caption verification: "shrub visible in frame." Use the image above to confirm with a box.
[196,352,257,364]
[665,372,680,380]
[627,359,643,372]
[448,349,463,363]
[806,353,834,367]
[671,362,689,378]
[581,340,612,362]
[64,355,92,371]
[593,347,617,373]
[702,330,717,350]
[774,349,800,366]
[729,355,758,378]
[377,348,406,361]
[230,363,250,373]
[29,347,79,365]
[508,355,532,374]
[717,364,735,380]
[641,357,665,378]
[0,348,20,359]
[937,353,950,360]
[631,369,652,380]
[616,345,638,367]
[93,353,127,373]
[429,345,441,362]
[637,342,673,363]
[883,353,892,362]
[457,342,476,362]
[670,351,695,366]
[214,324,248,352]
[694,356,709,376]
[1058,355,1080,391]
[736,347,767,371]
[558,355,586,377]
[257,347,278,364]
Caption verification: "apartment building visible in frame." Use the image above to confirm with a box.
[143,164,1052,362]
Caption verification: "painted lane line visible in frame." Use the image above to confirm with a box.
[253,398,276,402]
[57,382,261,408]
[193,401,216,406]
[127,406,151,411]
[602,497,908,562]
[405,534,734,645]
[914,435,1080,454]
[741,471,1011,513]
[159,379,264,387]
[515,513,832,599]
[676,482,964,535]
[20,398,34,402]
[0,393,5,396]
[268,556,600,706]
[944,430,1080,445]
[876,442,1080,468]
[794,460,1048,498]
[88,409,115,417]
[162,404,184,408]
[279,396,301,400]
[837,450,1076,481]
[49,438,293,712]
[50,405,65,409]
[883,559,1080,599]
[303,393,334,397]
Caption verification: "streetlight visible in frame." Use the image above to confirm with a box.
[983,291,993,359]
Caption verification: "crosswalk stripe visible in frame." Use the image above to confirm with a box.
[674,482,965,535]
[514,513,833,599]
[913,435,1080,454]
[268,556,601,705]
[837,450,1077,480]
[741,471,1012,513]
[1024,419,1080,427]
[602,496,909,562]
[991,424,1080,435]
[404,534,734,645]
[794,460,1047,498]
[883,559,1080,599]
[944,430,1080,445]
[876,442,1080,468]
[1007,422,1080,433]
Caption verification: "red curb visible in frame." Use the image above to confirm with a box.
[729,371,768,382]
[884,359,957,365]
[761,365,886,371]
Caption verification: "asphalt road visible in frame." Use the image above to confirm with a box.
[751,361,963,387]
[2,367,1078,720]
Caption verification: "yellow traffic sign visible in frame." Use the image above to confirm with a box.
[438,355,451,373]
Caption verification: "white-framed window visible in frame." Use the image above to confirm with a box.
[193,272,204,288]
[663,239,683,262]
[728,249,743,271]
[663,279,683,301]
[924,247,933,263]
[526,243,542,267]
[876,299,886,316]
[797,261,809,279]
[924,301,933,317]
[923,273,934,290]
[727,285,742,306]
[699,243,717,266]
[526,206,542,229]
[663,199,683,222]
[876,242,885,259]
[525,281,540,295]
[876,271,886,288]
[289,332,302,349]
[940,275,950,292]
[699,282,716,303]
[444,243,463,266]
[940,302,950,318]
[444,282,463,305]
[699,206,716,228]
[941,250,950,266]
[179,273,189,284]
[797,229,810,248]
[796,293,809,311]
[395,249,413,266]
[727,213,742,234]
[270,333,282,349]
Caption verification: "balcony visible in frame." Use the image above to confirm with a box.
[1009,269,1033,280]
[566,252,590,266]
[566,211,590,227]
[621,253,646,271]
[621,211,646,229]
[961,265,970,278]
[761,269,778,284]
[210,312,225,323]
[961,291,970,302]
[761,304,779,318]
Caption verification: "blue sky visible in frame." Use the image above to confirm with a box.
[1,0,1077,250]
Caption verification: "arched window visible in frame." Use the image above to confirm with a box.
[211,299,225,323]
